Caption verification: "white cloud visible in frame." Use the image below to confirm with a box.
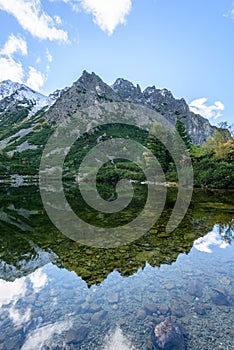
[49,0,80,13]
[189,97,225,119]
[0,0,68,42]
[0,268,49,327]
[0,276,31,326]
[48,0,132,34]
[223,5,234,19]
[54,14,62,25]
[9,306,31,325]
[46,49,53,63]
[36,56,41,64]
[0,34,27,56]
[21,321,72,350]
[0,56,24,82]
[0,35,45,90]
[26,66,46,91]
[71,2,80,12]
[0,34,25,82]
[79,0,132,35]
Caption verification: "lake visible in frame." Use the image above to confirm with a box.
[0,182,234,349]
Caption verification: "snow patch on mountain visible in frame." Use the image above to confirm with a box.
[0,80,65,117]
[0,80,46,103]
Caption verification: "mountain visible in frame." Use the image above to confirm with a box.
[112,78,222,144]
[45,71,230,144]
[0,80,65,126]
[0,80,48,120]
[0,71,231,178]
[45,70,123,124]
[0,72,229,142]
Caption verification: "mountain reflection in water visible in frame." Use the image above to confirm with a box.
[0,183,233,349]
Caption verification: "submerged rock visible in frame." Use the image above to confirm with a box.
[89,303,101,312]
[187,280,203,297]
[211,289,229,306]
[170,301,185,318]
[65,326,89,344]
[136,309,147,319]
[194,305,206,315]
[91,310,107,324]
[152,318,185,350]
[144,303,157,314]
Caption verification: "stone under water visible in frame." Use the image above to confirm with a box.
[152,318,185,350]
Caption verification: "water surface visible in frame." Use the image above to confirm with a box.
[0,184,234,349]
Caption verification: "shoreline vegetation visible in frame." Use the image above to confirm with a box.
[0,120,233,189]
[1,175,234,192]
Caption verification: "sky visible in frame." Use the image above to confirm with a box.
[0,0,234,126]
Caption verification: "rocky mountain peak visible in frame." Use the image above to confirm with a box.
[144,87,174,99]
[0,79,46,102]
[75,70,102,89]
[74,70,120,101]
[3,72,228,145]
[0,80,73,122]
[0,80,28,100]
[47,87,69,106]
[112,78,143,103]
[112,78,190,123]
[45,71,230,144]
[0,79,50,120]
[111,76,230,144]
[143,85,189,116]
[46,71,122,123]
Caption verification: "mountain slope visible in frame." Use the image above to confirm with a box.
[45,70,123,125]
[0,80,65,128]
[46,71,230,144]
[0,80,48,121]
[0,71,231,179]
[112,78,222,144]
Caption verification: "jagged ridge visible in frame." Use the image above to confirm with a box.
[112,78,221,144]
[0,71,230,145]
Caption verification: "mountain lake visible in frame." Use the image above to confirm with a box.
[0,181,234,350]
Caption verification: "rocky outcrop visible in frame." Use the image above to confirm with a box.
[112,78,144,104]
[46,70,123,124]
[113,78,228,144]
[46,71,229,144]
[0,72,230,145]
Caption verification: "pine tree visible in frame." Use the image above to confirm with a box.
[175,120,191,149]
[147,124,171,172]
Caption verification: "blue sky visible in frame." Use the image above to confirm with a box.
[0,0,233,125]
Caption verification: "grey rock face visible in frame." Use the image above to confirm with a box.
[112,78,144,104]
[2,72,228,146]
[112,77,226,144]
[76,70,121,101]
[46,70,122,124]
[48,71,222,144]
